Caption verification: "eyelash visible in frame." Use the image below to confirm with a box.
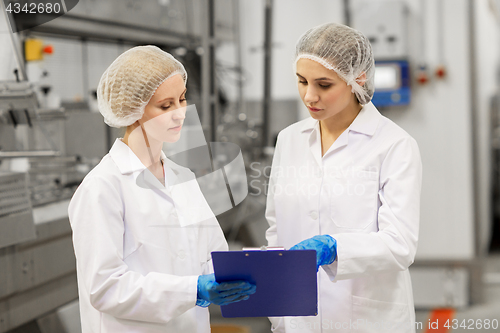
[161,98,187,110]
[298,81,331,89]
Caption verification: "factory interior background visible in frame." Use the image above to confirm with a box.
[2,0,500,332]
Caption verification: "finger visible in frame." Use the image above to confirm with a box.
[214,280,254,292]
[218,293,251,305]
[235,282,256,291]
[244,284,257,294]
[213,284,243,293]
[216,286,254,298]
[216,283,257,298]
[215,280,248,290]
[226,295,250,304]
[237,286,257,296]
[214,293,243,305]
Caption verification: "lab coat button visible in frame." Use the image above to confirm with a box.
[178,250,186,259]
[310,211,318,220]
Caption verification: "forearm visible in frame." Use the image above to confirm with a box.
[88,269,198,323]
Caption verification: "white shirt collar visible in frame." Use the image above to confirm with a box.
[109,139,168,175]
[300,102,381,137]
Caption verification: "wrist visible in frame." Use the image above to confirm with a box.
[321,235,337,265]
[327,236,337,264]
[196,276,211,307]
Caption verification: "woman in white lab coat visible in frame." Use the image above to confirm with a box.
[265,23,422,333]
[69,46,255,333]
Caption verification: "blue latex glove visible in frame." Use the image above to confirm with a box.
[289,235,337,271]
[196,273,256,307]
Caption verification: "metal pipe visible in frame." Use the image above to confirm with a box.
[208,0,218,143]
[82,39,89,104]
[201,0,210,131]
[0,151,60,159]
[468,0,485,307]
[343,0,351,26]
[468,0,480,257]
[262,0,273,148]
[1,1,28,82]
[233,0,245,117]
[29,13,201,46]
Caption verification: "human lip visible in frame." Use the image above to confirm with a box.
[169,124,182,131]
[308,106,322,112]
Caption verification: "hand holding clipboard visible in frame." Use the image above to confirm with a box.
[211,247,318,318]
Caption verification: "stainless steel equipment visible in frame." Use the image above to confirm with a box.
[0,200,77,333]
[0,172,36,249]
[0,81,38,127]
[0,1,245,331]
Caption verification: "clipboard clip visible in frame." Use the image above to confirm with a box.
[242,246,286,251]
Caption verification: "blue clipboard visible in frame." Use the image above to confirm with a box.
[211,249,318,318]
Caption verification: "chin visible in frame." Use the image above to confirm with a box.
[164,132,182,143]
[309,112,326,120]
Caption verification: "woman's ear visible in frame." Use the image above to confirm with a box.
[356,72,367,87]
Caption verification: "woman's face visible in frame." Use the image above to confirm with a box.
[140,74,187,143]
[296,58,357,121]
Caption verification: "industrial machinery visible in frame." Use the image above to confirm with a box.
[0,1,259,331]
[349,0,494,310]
[0,54,81,333]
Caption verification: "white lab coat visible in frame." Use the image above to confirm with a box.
[68,139,228,333]
[265,102,422,333]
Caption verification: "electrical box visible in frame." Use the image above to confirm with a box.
[25,38,44,62]
[352,0,411,107]
[351,0,409,59]
[371,59,411,107]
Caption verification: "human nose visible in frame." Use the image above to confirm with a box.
[304,85,319,105]
[171,106,186,120]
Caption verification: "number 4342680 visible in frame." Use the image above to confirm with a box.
[5,2,62,14]
[444,319,498,330]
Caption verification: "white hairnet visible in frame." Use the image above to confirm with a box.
[97,45,187,128]
[295,23,375,105]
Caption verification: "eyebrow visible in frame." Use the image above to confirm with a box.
[157,88,187,104]
[296,73,333,81]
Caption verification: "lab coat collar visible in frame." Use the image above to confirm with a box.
[109,138,178,184]
[299,116,318,133]
[299,102,381,137]
[348,102,381,136]
[109,139,170,174]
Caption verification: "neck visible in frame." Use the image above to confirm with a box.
[319,101,362,138]
[123,122,163,168]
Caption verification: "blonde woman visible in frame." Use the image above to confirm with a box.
[69,46,255,333]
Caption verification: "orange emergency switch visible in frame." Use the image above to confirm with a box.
[416,65,429,85]
[435,65,447,79]
[43,45,54,55]
[417,72,429,84]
